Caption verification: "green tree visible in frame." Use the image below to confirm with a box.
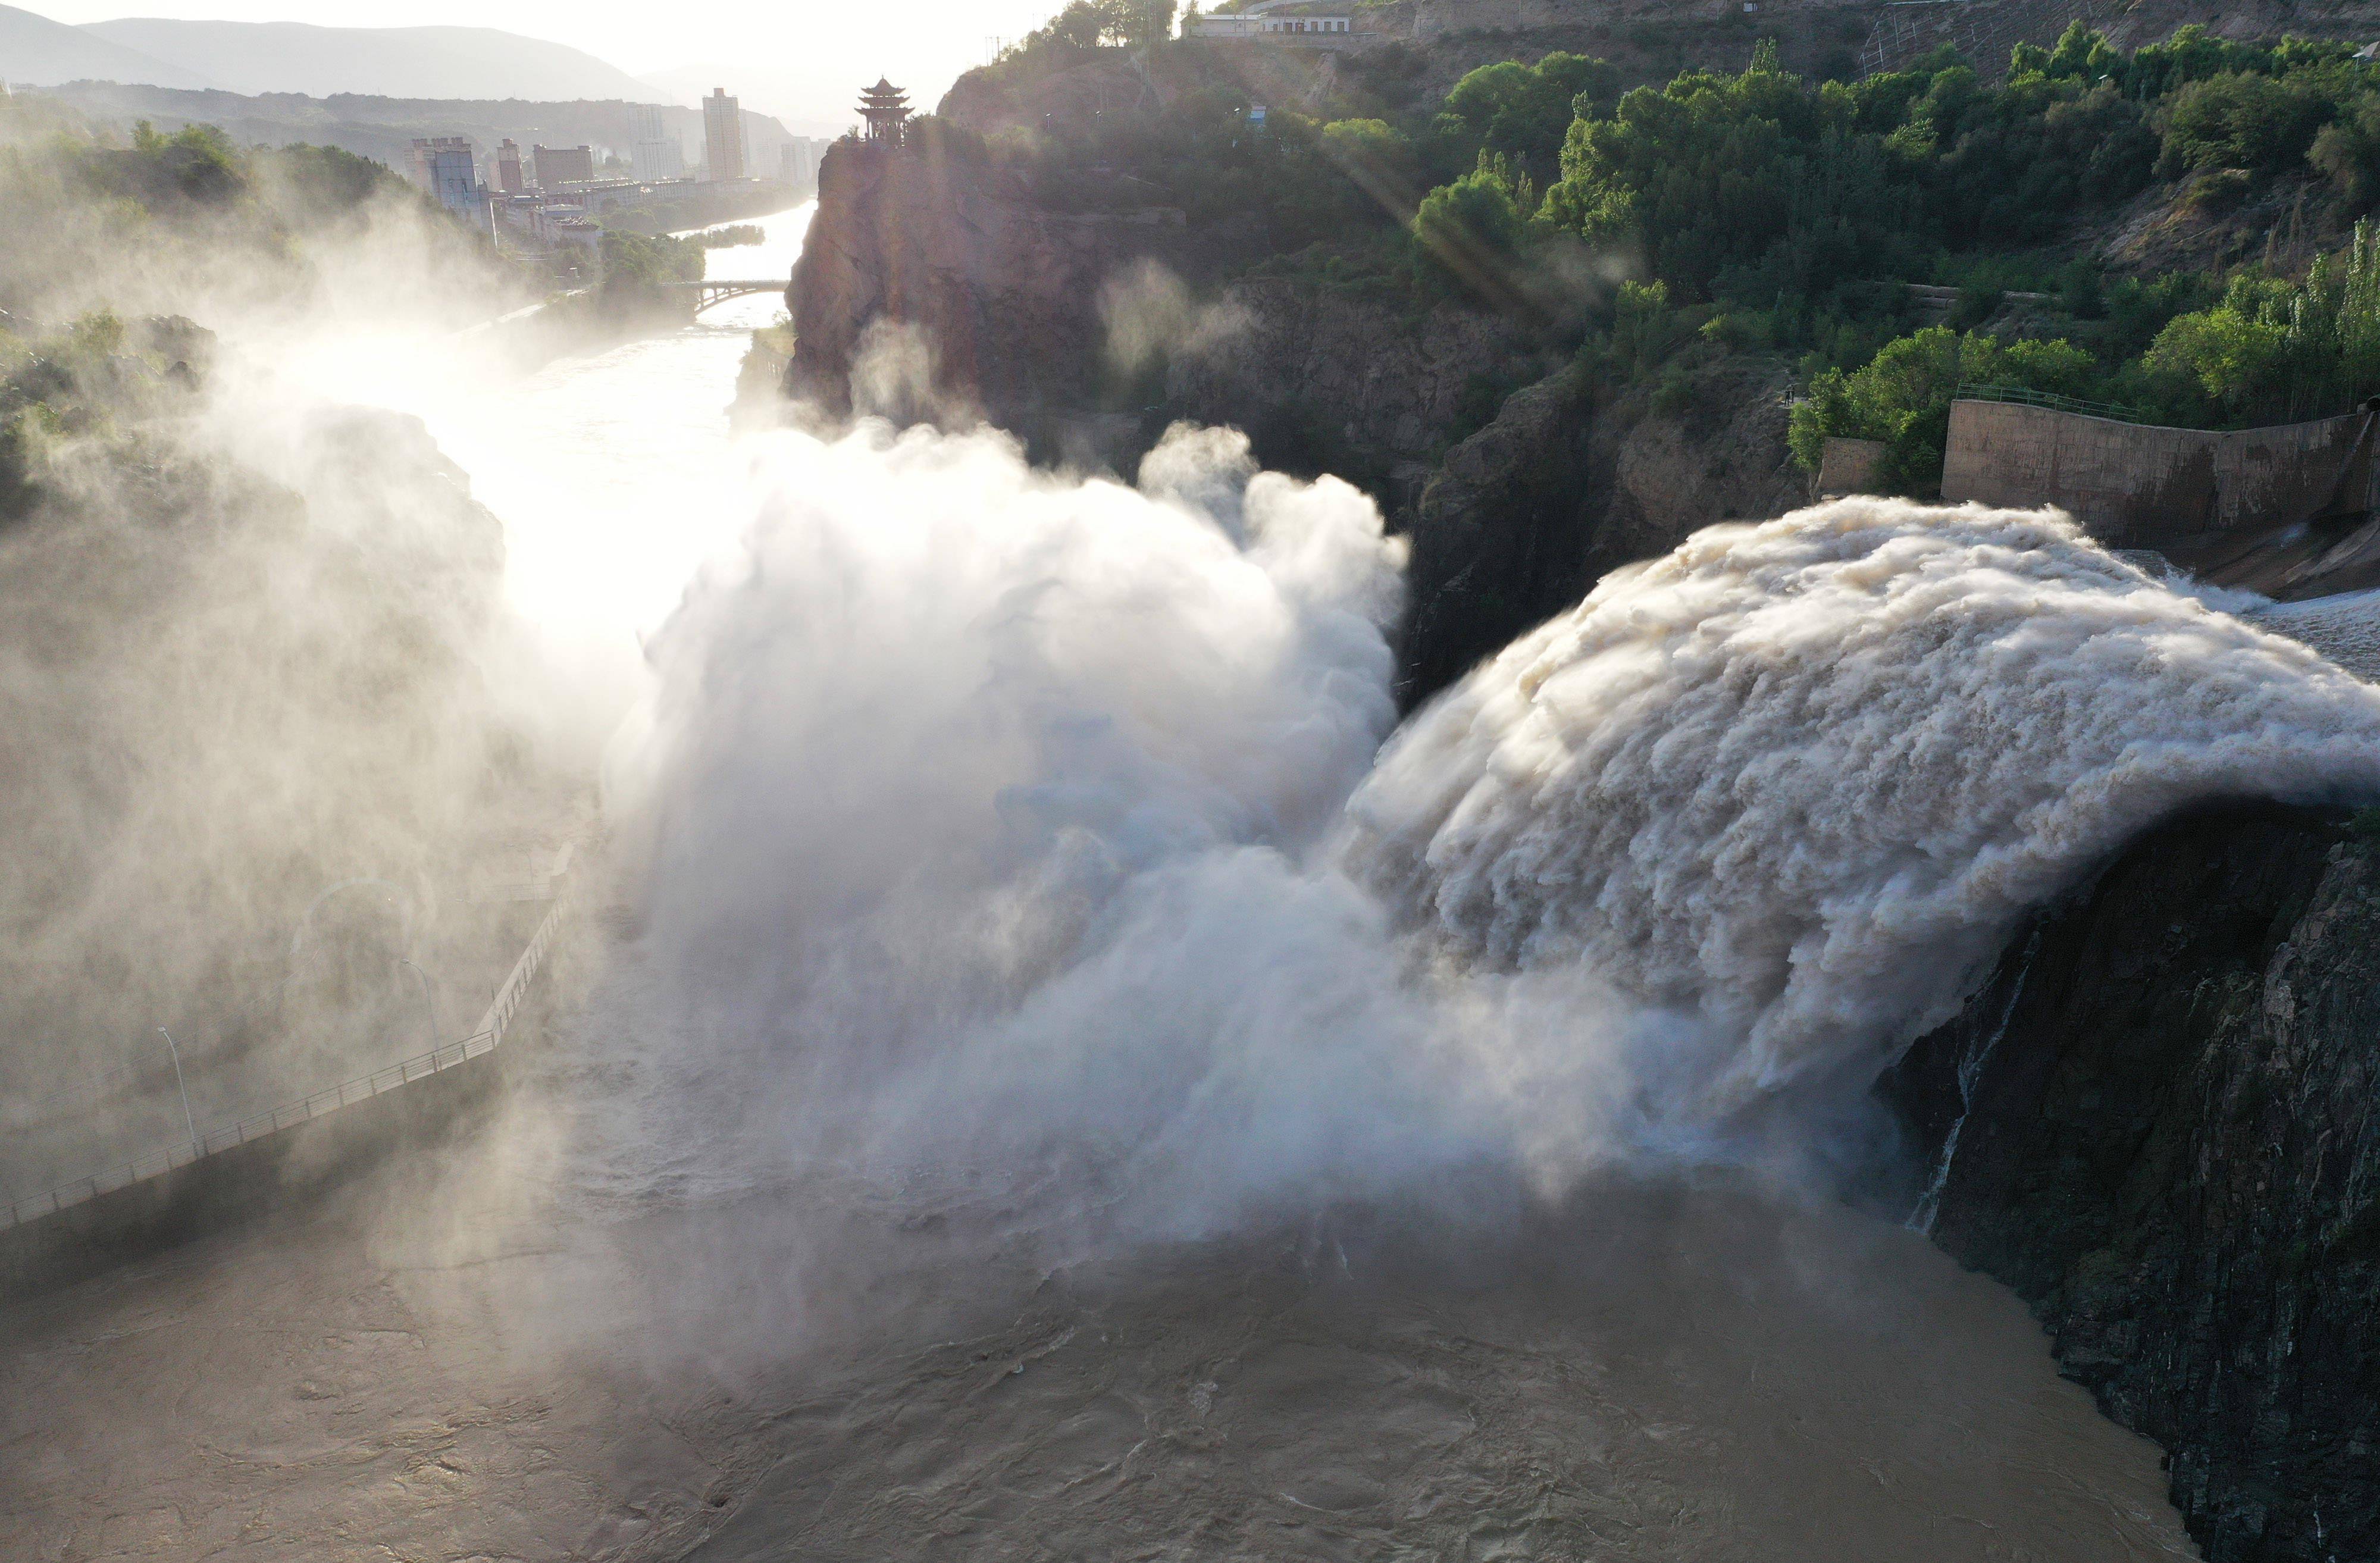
[1411,151,1531,295]
[2120,24,2267,101]
[2011,20,2122,86]
[2160,70,2332,172]
[1790,326,2095,491]
[2311,95,2380,210]
[2132,224,2380,422]
[598,229,700,299]
[1542,61,1921,303]
[1432,53,1620,186]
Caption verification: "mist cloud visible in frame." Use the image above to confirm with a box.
[600,434,2380,1248]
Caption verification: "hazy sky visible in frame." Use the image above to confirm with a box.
[30,0,1063,127]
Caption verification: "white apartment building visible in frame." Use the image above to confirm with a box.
[1188,1,1357,38]
[703,88,746,182]
[631,104,686,183]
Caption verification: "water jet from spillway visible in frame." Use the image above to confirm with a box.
[598,451,2380,1241]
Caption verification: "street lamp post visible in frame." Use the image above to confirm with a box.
[156,1027,197,1149]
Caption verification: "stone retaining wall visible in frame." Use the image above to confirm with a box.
[1941,399,2375,549]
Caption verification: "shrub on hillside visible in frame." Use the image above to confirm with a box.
[1789,326,2094,492]
[2312,95,2380,211]
[2159,70,2333,174]
[2131,223,2380,424]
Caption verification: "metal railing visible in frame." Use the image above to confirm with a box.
[1,876,575,1234]
[1858,0,2097,80]
[1956,381,2143,422]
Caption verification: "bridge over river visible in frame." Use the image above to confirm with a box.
[671,279,786,314]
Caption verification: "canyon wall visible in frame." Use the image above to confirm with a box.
[784,137,1524,481]
[1887,806,2380,1563]
[1399,355,1804,696]
[784,138,1803,701]
[785,138,1204,431]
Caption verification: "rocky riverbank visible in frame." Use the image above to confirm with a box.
[1884,804,2380,1563]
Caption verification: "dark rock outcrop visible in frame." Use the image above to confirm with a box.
[1400,355,1805,700]
[784,136,1529,482]
[1160,277,1529,495]
[1884,805,2380,1563]
[786,137,1208,438]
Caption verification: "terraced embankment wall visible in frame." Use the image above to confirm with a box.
[1941,398,2380,600]
[1941,399,2375,549]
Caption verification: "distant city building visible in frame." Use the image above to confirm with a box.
[703,87,746,181]
[857,79,910,143]
[631,104,685,182]
[1188,0,1356,38]
[406,136,490,228]
[532,143,596,187]
[778,137,826,189]
[495,137,525,194]
[493,193,601,262]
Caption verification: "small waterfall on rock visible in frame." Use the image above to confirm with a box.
[1909,928,2044,1233]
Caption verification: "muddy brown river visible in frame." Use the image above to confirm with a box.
[0,207,2202,1561]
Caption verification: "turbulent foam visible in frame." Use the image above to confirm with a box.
[615,458,2380,1224]
[2253,587,2380,681]
[604,418,1471,1227]
[1344,497,2380,1105]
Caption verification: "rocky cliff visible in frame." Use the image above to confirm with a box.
[1885,805,2380,1563]
[784,136,1521,477]
[787,138,1199,434]
[784,136,1804,701]
[1400,354,1805,697]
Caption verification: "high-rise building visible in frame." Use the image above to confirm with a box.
[631,104,685,182]
[778,138,826,191]
[532,143,596,187]
[495,138,525,193]
[407,136,488,227]
[703,87,745,182]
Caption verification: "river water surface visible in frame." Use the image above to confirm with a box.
[0,203,2207,1562]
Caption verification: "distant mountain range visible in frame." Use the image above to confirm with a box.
[0,3,212,88]
[81,18,667,100]
[2,7,668,102]
[35,78,821,185]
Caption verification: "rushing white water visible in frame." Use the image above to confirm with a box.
[2254,585,2380,679]
[195,218,2380,1214]
[605,478,2380,1237]
[1347,500,2380,1114]
[0,205,2236,1562]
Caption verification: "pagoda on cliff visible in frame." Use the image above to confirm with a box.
[858,79,910,143]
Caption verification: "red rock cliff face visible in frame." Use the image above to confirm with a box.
[781,138,1801,707]
[782,137,1526,479]
[785,138,1200,424]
